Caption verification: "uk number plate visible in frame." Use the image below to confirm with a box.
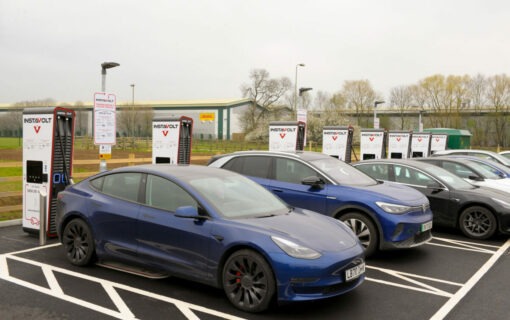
[421,221,433,232]
[345,262,365,281]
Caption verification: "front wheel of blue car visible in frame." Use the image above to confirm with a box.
[222,249,275,313]
[340,212,378,257]
[63,218,95,266]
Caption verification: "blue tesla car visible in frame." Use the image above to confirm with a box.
[208,151,433,257]
[445,155,510,178]
[56,165,365,312]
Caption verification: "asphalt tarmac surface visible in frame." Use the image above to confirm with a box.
[0,225,509,320]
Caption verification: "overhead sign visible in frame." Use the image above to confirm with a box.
[388,131,412,159]
[269,121,306,152]
[360,129,387,160]
[94,93,116,145]
[322,126,354,162]
[199,113,215,121]
[430,134,448,154]
[411,133,432,158]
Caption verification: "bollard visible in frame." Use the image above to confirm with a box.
[39,189,47,246]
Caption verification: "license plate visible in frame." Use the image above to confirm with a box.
[421,221,433,232]
[345,262,365,281]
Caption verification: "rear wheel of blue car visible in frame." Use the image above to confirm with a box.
[459,206,497,240]
[63,218,95,266]
[222,249,275,312]
[340,213,378,257]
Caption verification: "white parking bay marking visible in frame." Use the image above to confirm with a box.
[1,245,245,320]
[427,237,498,254]
[365,266,461,297]
[430,238,510,320]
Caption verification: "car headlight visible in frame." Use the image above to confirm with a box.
[271,236,322,259]
[376,201,412,214]
[492,198,510,209]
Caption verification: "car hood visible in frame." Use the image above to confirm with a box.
[475,179,510,194]
[345,181,427,206]
[240,208,359,253]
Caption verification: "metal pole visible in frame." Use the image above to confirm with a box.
[100,67,107,172]
[39,189,47,246]
[374,103,377,126]
[294,65,298,112]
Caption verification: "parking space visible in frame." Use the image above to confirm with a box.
[0,225,509,320]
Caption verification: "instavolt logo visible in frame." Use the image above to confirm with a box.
[24,117,52,124]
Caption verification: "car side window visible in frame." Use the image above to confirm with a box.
[476,162,503,176]
[223,157,244,173]
[275,158,318,184]
[442,162,474,179]
[393,165,434,187]
[240,156,271,179]
[102,173,142,202]
[145,174,197,212]
[356,163,390,181]
[89,176,104,191]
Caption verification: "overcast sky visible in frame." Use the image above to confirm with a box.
[1,0,509,104]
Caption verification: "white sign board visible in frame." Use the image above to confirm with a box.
[152,120,181,164]
[411,133,431,158]
[360,131,386,160]
[22,113,53,231]
[94,93,116,145]
[430,134,448,154]
[269,124,299,152]
[99,145,111,154]
[374,118,380,129]
[297,109,307,146]
[388,132,412,159]
[323,128,349,160]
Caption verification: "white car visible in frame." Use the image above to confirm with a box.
[500,151,510,161]
[433,149,510,168]
[417,157,510,195]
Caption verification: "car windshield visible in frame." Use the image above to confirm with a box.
[422,165,474,189]
[466,161,502,179]
[500,152,510,161]
[470,161,506,177]
[188,174,289,219]
[310,157,377,186]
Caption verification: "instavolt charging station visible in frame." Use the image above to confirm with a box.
[269,121,306,152]
[22,107,75,236]
[410,132,432,158]
[322,126,354,162]
[152,116,193,164]
[430,133,449,154]
[360,129,387,160]
[387,130,412,159]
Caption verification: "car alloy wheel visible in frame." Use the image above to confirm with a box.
[459,206,497,240]
[63,218,95,266]
[223,249,275,312]
[340,212,378,257]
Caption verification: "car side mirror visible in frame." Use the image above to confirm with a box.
[468,175,484,182]
[427,182,444,192]
[301,176,324,189]
[175,206,209,220]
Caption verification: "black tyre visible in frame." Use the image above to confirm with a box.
[459,206,497,240]
[340,212,378,257]
[62,218,95,266]
[222,249,275,313]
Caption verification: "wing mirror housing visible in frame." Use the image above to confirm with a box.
[175,206,209,220]
[427,182,444,192]
[301,176,325,189]
[468,175,484,182]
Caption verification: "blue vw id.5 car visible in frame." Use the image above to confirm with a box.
[56,165,365,312]
[208,151,434,257]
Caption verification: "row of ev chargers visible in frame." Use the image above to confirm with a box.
[152,116,193,164]
[269,121,306,152]
[360,129,449,160]
[22,107,75,236]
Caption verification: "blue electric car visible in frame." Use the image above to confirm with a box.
[445,155,510,178]
[208,151,433,257]
[56,165,365,312]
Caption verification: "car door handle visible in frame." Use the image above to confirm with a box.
[272,189,283,193]
[143,213,155,219]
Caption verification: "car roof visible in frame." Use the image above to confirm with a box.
[436,149,495,155]
[109,164,236,180]
[223,150,332,162]
[353,158,439,170]
[417,156,475,166]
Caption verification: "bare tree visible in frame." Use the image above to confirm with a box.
[74,101,89,136]
[336,80,377,126]
[390,85,413,130]
[117,103,138,137]
[487,74,510,147]
[240,69,292,133]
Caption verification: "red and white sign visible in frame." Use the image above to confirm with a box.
[323,128,349,160]
[388,131,412,159]
[360,130,386,160]
[430,134,448,154]
[411,133,431,158]
[152,119,181,164]
[94,93,116,145]
[269,122,304,152]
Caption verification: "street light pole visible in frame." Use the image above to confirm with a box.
[374,100,385,128]
[130,84,135,138]
[99,62,120,172]
[294,63,305,112]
